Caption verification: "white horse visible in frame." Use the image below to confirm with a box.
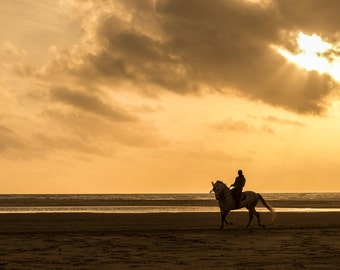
[211,180,275,229]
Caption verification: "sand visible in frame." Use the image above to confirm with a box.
[0,211,339,269]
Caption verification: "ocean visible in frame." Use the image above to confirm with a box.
[0,193,339,214]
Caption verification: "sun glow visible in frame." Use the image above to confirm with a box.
[298,32,331,53]
[274,32,340,81]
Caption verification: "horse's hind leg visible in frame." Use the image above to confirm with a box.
[246,208,265,229]
[224,217,233,226]
[253,208,265,228]
[245,210,254,229]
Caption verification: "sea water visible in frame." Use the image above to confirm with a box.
[0,193,339,213]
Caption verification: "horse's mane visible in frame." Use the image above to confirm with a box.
[215,180,230,191]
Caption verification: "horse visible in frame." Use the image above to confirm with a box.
[211,180,275,229]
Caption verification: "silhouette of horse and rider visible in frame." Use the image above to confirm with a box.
[211,170,275,229]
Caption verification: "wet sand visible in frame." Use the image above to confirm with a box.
[0,211,339,269]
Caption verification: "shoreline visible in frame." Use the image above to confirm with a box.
[0,211,339,232]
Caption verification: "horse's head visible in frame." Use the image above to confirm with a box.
[211,180,229,200]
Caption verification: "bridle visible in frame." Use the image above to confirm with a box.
[211,181,230,200]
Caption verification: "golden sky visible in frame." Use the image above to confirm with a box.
[1,0,340,193]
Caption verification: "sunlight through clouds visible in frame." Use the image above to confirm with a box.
[274,32,340,81]
[2,1,340,193]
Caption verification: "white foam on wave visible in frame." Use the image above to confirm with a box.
[0,206,339,214]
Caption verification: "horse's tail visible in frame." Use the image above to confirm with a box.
[257,193,276,220]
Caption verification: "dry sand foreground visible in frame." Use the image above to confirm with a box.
[0,212,339,269]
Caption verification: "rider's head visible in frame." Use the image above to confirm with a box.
[238,170,243,176]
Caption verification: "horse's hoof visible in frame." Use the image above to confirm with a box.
[218,227,224,230]
[260,224,265,228]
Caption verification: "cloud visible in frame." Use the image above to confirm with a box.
[0,42,31,76]
[211,119,256,133]
[50,87,137,122]
[0,125,25,154]
[211,118,274,134]
[262,115,306,127]
[186,148,252,163]
[43,109,166,149]
[32,133,109,156]
[40,0,340,115]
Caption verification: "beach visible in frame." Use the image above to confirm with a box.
[0,211,339,269]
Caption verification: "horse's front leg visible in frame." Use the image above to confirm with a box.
[219,212,226,230]
[220,210,231,229]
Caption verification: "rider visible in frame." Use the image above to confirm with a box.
[230,170,246,208]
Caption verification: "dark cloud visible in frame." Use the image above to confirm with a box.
[275,0,340,36]
[44,0,340,114]
[50,87,137,122]
[155,0,337,114]
[82,16,198,95]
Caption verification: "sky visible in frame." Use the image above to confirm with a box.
[1,0,340,193]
